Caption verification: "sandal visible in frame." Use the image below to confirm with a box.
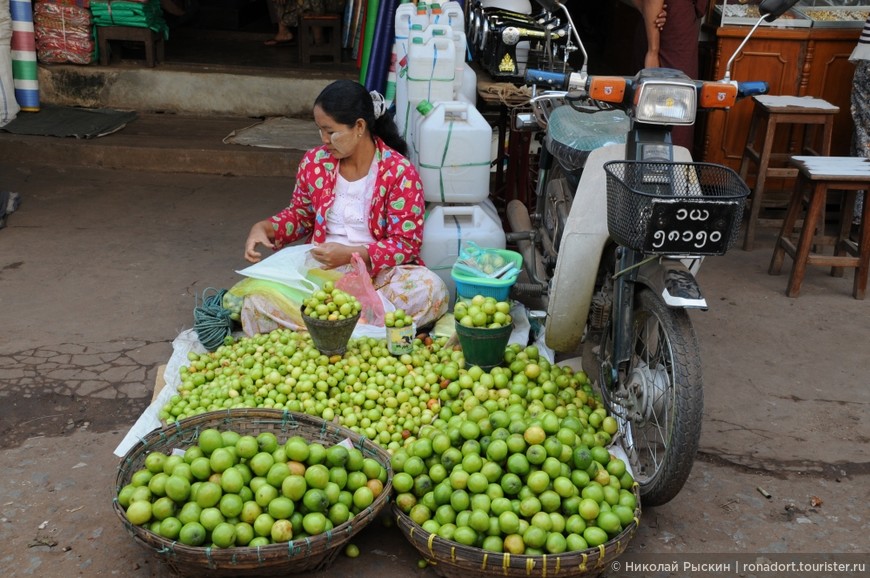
[264,36,295,47]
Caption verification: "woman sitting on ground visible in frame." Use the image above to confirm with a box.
[244,80,449,327]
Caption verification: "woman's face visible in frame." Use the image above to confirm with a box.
[313,105,362,159]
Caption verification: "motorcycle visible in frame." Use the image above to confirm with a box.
[505,0,800,505]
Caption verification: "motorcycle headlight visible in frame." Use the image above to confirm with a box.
[634,80,697,125]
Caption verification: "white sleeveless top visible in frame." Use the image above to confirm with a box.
[325,159,378,245]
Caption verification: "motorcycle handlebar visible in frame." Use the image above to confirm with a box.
[525,69,769,108]
[525,68,570,90]
[737,81,769,98]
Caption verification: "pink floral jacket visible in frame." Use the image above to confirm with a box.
[269,137,426,275]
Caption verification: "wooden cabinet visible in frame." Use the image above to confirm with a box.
[801,29,861,148]
[702,26,859,171]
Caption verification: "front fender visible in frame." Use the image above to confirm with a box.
[637,259,708,309]
[544,145,623,352]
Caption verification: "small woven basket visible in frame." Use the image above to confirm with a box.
[300,307,360,356]
[394,484,641,578]
[113,408,392,577]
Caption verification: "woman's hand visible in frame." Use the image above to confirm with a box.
[244,220,275,263]
[310,243,369,269]
[656,3,668,30]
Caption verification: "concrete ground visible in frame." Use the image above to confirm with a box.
[1,128,868,577]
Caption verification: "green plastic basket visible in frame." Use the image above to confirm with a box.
[455,321,513,370]
[451,249,523,301]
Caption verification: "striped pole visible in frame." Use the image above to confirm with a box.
[10,0,39,112]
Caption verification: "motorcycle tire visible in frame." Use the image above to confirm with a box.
[600,287,703,507]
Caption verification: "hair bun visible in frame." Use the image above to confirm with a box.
[370,91,386,120]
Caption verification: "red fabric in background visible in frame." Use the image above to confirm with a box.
[34,1,95,64]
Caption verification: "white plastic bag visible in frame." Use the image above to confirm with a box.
[236,243,321,292]
[236,244,393,340]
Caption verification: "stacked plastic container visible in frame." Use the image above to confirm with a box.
[393,1,504,306]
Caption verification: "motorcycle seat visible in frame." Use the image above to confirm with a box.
[545,107,629,173]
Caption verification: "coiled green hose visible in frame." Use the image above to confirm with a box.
[194,288,233,351]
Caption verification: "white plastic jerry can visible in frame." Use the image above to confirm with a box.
[406,32,456,109]
[393,2,432,139]
[420,199,506,307]
[429,1,467,97]
[457,62,477,105]
[413,100,494,204]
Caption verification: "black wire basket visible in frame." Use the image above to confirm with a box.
[604,161,750,256]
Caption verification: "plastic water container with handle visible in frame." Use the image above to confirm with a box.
[457,62,477,105]
[414,100,493,203]
[402,23,456,149]
[429,1,467,97]
[407,32,455,108]
[420,200,506,306]
[393,2,431,139]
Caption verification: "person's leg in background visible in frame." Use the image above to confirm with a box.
[657,0,707,151]
[265,0,297,46]
[851,60,869,227]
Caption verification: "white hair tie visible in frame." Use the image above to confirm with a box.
[370,90,387,120]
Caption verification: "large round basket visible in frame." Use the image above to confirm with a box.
[393,484,641,578]
[113,408,393,577]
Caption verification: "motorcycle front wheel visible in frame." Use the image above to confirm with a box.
[600,287,703,507]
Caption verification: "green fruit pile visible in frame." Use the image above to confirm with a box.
[388,347,635,556]
[455,295,512,328]
[384,308,412,329]
[302,281,361,321]
[462,248,510,276]
[222,292,243,322]
[429,344,604,435]
[392,405,635,556]
[160,332,613,459]
[117,428,388,549]
[160,330,459,447]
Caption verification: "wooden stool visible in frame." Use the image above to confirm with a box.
[298,14,342,66]
[98,26,165,68]
[768,156,870,299]
[738,95,838,251]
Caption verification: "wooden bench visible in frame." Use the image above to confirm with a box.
[97,26,165,68]
[768,156,870,299]
[738,96,838,251]
[299,14,342,66]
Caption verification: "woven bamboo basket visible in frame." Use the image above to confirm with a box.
[394,484,641,578]
[113,408,393,578]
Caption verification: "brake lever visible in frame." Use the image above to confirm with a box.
[566,90,617,114]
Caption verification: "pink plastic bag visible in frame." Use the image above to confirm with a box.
[335,253,385,326]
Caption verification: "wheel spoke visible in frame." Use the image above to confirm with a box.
[625,309,677,483]
[598,288,702,506]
